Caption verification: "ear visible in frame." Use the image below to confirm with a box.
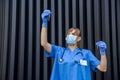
[77,36,81,42]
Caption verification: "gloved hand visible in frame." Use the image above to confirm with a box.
[96,41,107,55]
[41,10,51,27]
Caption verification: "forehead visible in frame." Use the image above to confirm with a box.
[67,29,78,36]
[68,29,76,33]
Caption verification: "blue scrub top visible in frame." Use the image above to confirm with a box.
[45,44,100,80]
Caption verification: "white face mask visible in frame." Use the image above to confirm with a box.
[65,34,77,45]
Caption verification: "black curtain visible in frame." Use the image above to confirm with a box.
[0,0,120,80]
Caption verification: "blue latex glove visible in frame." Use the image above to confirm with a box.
[41,10,51,27]
[96,41,107,55]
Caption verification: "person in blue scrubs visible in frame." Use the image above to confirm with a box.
[41,10,107,80]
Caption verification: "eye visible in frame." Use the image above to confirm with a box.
[72,33,76,35]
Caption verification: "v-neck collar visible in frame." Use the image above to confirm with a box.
[66,47,81,59]
[67,47,78,51]
[67,47,80,54]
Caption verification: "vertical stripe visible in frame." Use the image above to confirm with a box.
[1,0,9,80]
[35,0,40,80]
[116,0,120,78]
[58,0,62,45]
[8,0,17,80]
[111,0,118,80]
[79,0,84,47]
[72,0,76,27]
[86,0,93,50]
[17,0,25,80]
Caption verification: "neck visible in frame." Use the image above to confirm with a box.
[68,44,77,51]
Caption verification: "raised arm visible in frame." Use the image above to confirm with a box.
[96,41,107,72]
[41,10,52,53]
[97,55,107,72]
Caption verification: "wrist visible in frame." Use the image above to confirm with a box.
[42,22,48,27]
[42,20,48,27]
[100,50,106,55]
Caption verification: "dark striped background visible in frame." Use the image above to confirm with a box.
[0,0,120,80]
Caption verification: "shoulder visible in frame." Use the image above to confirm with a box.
[82,48,92,53]
[81,48,94,56]
[51,44,65,51]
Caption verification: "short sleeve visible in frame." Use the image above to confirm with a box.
[88,50,100,72]
[45,44,59,58]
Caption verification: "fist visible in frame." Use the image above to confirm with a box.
[41,10,51,27]
[41,10,51,21]
[96,41,107,55]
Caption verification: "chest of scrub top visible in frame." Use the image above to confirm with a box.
[57,48,90,67]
